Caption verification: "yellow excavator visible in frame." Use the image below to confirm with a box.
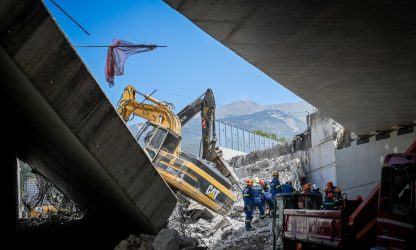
[117,85,238,214]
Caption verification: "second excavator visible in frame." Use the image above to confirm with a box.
[117,85,239,214]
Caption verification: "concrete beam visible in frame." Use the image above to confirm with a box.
[165,0,416,136]
[0,0,176,236]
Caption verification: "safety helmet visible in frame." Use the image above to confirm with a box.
[335,187,341,193]
[327,181,334,188]
[259,179,265,186]
[311,184,319,191]
[303,183,311,189]
[253,177,259,184]
[246,179,253,186]
[327,193,334,199]
[272,171,279,177]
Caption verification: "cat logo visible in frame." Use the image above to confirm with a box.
[205,185,220,200]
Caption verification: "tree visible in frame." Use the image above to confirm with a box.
[252,129,286,143]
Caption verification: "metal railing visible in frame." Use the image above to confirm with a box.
[216,120,279,153]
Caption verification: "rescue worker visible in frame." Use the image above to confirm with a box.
[260,179,274,215]
[270,171,282,199]
[243,178,255,231]
[302,183,312,193]
[324,181,342,207]
[321,192,336,210]
[311,184,321,194]
[281,181,294,194]
[252,177,267,219]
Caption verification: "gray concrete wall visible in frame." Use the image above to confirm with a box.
[307,113,337,189]
[335,130,416,198]
[0,0,176,234]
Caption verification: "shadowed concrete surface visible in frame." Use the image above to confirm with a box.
[165,0,416,136]
[0,0,176,243]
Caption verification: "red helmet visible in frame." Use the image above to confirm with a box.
[327,193,334,199]
[246,179,253,186]
[259,179,265,186]
[327,181,334,188]
[304,183,311,189]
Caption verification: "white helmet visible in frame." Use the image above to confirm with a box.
[253,177,259,184]
[311,184,319,191]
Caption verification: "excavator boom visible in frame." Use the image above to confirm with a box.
[177,89,241,189]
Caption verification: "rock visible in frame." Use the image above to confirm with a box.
[230,211,242,218]
[114,234,142,250]
[140,234,155,242]
[153,229,180,250]
[220,228,233,240]
[187,208,214,222]
[180,247,207,250]
[212,217,232,232]
[138,241,153,250]
[178,235,198,248]
[233,205,245,212]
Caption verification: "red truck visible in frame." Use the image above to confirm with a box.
[273,153,416,249]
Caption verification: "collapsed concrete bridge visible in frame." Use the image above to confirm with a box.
[0,0,176,243]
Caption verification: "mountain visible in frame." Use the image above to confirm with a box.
[217,100,314,123]
[265,101,315,122]
[218,109,306,137]
[216,100,265,118]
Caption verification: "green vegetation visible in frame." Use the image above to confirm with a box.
[253,129,286,143]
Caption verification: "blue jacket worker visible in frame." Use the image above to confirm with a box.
[252,177,266,219]
[270,171,283,199]
[243,178,255,231]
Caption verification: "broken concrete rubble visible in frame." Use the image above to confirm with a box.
[187,208,214,223]
[114,234,155,250]
[114,229,200,250]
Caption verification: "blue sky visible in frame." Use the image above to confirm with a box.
[44,0,302,111]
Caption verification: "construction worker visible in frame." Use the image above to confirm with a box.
[321,192,336,210]
[270,171,282,200]
[252,177,267,219]
[324,181,342,207]
[260,179,274,215]
[311,184,321,194]
[302,183,312,193]
[243,178,255,231]
[281,181,294,194]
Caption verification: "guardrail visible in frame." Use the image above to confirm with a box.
[216,120,279,153]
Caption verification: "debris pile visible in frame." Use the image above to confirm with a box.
[167,197,273,250]
[114,229,200,250]
[233,155,307,191]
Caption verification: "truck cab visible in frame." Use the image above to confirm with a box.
[376,153,416,249]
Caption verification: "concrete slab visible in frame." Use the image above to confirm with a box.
[165,0,416,136]
[0,0,176,235]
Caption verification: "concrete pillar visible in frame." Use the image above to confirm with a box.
[1,127,18,244]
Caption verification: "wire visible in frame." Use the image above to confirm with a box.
[49,0,90,36]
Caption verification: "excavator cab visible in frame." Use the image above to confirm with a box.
[135,121,181,160]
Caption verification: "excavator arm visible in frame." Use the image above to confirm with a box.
[117,85,182,136]
[177,89,241,189]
